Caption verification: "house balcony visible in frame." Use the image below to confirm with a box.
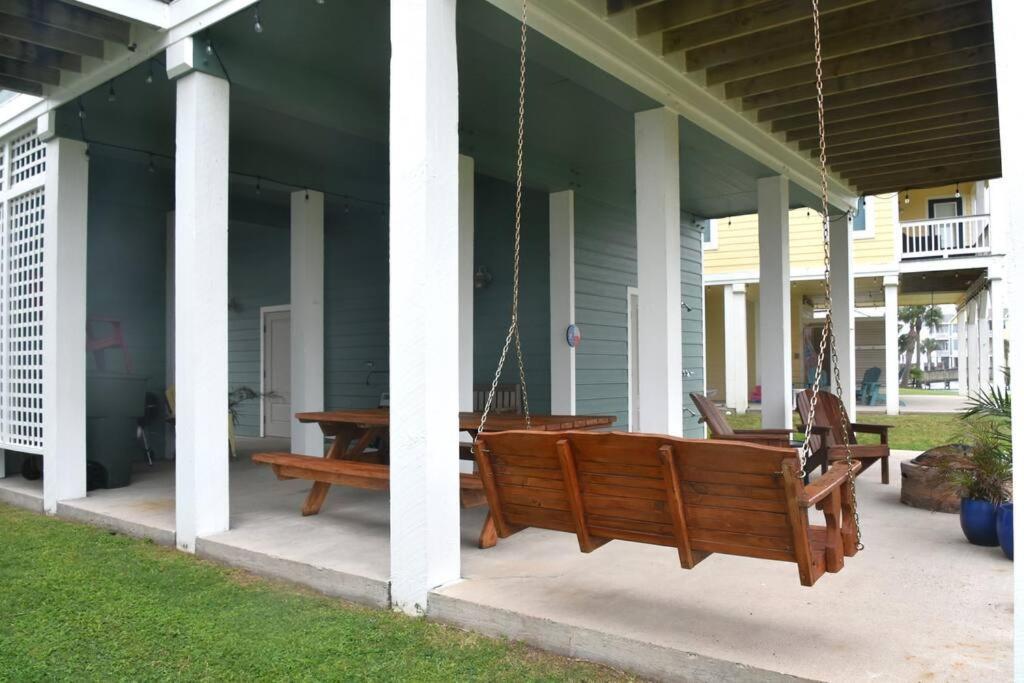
[900,214,991,260]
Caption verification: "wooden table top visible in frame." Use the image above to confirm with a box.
[295,408,615,432]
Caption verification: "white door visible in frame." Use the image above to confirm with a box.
[263,309,292,438]
[628,289,640,431]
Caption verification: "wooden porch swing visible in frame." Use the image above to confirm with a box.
[471,0,864,586]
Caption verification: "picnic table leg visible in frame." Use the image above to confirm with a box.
[478,512,497,549]
[301,424,357,516]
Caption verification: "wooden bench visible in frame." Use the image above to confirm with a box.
[252,452,488,512]
[474,430,860,587]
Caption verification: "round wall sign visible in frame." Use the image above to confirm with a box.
[566,324,581,348]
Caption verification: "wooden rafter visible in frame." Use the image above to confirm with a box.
[0,0,131,96]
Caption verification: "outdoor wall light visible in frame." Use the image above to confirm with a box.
[474,266,493,289]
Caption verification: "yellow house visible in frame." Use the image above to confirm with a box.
[703,181,1004,416]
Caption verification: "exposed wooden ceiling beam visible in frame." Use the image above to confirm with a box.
[827,131,1000,166]
[757,63,995,122]
[0,12,103,58]
[656,0,869,49]
[0,33,79,70]
[0,70,39,95]
[771,80,996,133]
[702,1,991,84]
[855,163,1002,195]
[807,115,999,156]
[784,94,998,142]
[0,0,129,44]
[845,154,1003,184]
[606,0,664,16]
[634,0,764,35]
[0,53,56,84]
[723,24,992,99]
[835,145,1002,178]
[740,45,994,110]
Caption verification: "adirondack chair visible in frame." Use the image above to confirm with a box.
[473,383,522,415]
[689,393,827,478]
[856,367,882,406]
[474,430,860,587]
[796,388,891,484]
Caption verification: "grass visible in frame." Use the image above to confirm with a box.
[726,411,965,452]
[898,388,959,396]
[0,504,628,682]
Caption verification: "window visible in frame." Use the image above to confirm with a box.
[852,195,874,239]
[702,218,718,250]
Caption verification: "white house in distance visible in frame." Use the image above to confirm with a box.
[0,1,1020,679]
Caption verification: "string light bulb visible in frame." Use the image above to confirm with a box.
[148,154,155,174]
[903,191,910,205]
[146,61,154,85]
[954,183,961,199]
[253,4,263,33]
[107,83,116,103]
[77,99,86,120]
[205,40,214,57]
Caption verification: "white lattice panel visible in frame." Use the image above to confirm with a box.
[6,188,44,451]
[10,130,45,187]
[0,144,6,192]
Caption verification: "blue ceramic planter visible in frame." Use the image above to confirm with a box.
[960,498,999,546]
[997,503,1013,560]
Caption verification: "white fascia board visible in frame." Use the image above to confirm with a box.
[898,253,1003,275]
[69,0,170,28]
[704,263,900,286]
[0,0,257,139]
[483,0,858,211]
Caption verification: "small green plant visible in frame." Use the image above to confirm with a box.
[228,386,278,425]
[908,366,924,388]
[941,419,1012,504]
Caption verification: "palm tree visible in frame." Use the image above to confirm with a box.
[919,338,940,371]
[898,305,944,386]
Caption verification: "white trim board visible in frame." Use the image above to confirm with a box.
[258,304,290,438]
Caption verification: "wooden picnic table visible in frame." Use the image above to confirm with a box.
[279,408,615,547]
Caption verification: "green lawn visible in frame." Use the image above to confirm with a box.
[0,504,626,682]
[726,412,965,452]
[898,388,959,396]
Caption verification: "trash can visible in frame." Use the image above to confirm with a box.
[86,373,148,489]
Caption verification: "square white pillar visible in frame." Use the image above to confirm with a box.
[550,190,576,415]
[883,275,900,415]
[389,0,461,614]
[966,298,979,395]
[757,176,793,428]
[174,70,230,551]
[635,107,683,436]
[991,4,1023,668]
[989,272,1006,390]
[458,155,474,412]
[830,208,856,421]
[41,137,89,513]
[724,284,749,414]
[977,288,991,388]
[956,307,968,396]
[290,190,325,455]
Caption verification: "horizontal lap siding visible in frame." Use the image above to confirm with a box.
[228,222,290,436]
[474,176,551,414]
[574,196,634,427]
[681,215,705,437]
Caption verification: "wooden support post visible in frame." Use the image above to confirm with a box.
[173,69,230,551]
[757,175,793,428]
[830,205,856,421]
[389,0,461,614]
[458,155,475,413]
[549,190,576,415]
[884,275,899,415]
[290,189,325,455]
[724,283,748,414]
[42,136,89,513]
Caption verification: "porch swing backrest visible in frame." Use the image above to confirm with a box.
[474,430,860,586]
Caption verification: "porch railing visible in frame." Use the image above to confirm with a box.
[900,214,990,259]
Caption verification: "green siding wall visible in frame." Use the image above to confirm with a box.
[681,216,706,436]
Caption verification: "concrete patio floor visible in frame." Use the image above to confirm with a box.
[0,440,1011,681]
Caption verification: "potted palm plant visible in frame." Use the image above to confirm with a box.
[945,371,1012,554]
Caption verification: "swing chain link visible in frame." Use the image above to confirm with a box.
[478,0,531,439]
[801,0,863,550]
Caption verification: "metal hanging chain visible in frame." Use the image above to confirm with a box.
[800,0,863,549]
[477,0,532,439]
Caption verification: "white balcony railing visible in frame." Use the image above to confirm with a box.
[900,214,990,259]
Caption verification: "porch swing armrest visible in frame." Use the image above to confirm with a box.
[850,423,891,435]
[796,425,831,437]
[734,428,792,435]
[800,461,862,507]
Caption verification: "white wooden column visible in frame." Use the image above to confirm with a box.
[966,298,979,395]
[389,0,460,614]
[883,275,899,415]
[290,190,325,455]
[173,67,230,551]
[757,176,792,428]
[635,107,683,435]
[977,288,991,389]
[723,283,748,414]
[989,271,1006,390]
[956,307,968,396]
[831,207,856,421]
[165,212,175,459]
[991,2,1023,671]
[549,190,576,415]
[458,155,474,412]
[41,136,89,513]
